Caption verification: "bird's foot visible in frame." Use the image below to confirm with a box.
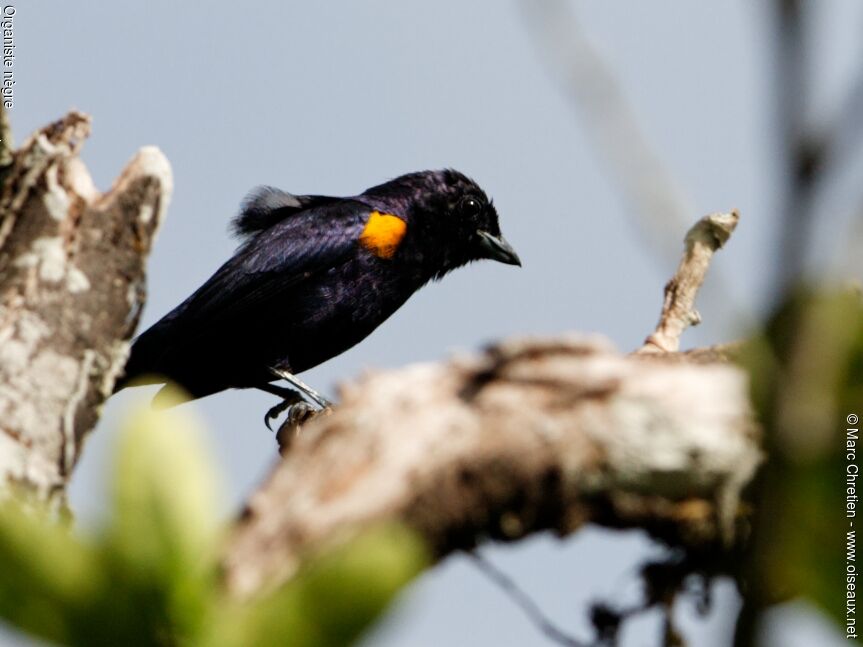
[275,401,327,455]
[264,396,303,431]
[268,368,333,409]
[260,369,334,447]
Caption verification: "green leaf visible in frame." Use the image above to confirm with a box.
[0,391,428,647]
[0,501,103,644]
[100,385,222,645]
[747,288,863,626]
[210,524,428,647]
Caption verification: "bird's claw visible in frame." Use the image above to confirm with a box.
[264,391,330,431]
[264,399,297,431]
[275,401,323,454]
[262,370,333,444]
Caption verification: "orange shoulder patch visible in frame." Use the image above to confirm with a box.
[359,211,407,260]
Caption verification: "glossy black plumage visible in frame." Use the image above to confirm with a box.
[115,169,520,405]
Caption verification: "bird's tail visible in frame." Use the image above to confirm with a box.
[112,350,162,394]
[112,323,172,394]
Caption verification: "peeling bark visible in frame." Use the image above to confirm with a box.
[0,111,172,504]
[223,336,760,598]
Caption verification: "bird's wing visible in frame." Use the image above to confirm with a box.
[120,199,370,387]
[171,199,368,330]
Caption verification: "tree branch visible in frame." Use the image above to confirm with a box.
[639,210,740,353]
[224,334,759,598]
[228,363,758,602]
[0,111,171,505]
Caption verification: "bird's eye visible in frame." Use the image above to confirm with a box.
[460,196,483,218]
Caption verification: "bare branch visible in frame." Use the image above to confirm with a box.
[468,551,588,647]
[639,211,740,353]
[770,0,815,301]
[0,111,172,505]
[223,334,760,598]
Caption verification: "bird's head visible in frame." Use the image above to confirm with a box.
[361,169,521,278]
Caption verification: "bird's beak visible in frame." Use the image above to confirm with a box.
[477,230,521,266]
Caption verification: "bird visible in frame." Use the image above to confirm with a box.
[114,169,521,426]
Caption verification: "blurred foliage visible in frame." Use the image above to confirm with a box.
[738,287,863,627]
[0,388,427,647]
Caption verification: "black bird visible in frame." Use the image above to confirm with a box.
[115,169,520,423]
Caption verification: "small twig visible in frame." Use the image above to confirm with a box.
[468,551,590,647]
[470,547,717,647]
[771,0,812,302]
[585,554,709,647]
[799,53,863,221]
[639,211,740,353]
